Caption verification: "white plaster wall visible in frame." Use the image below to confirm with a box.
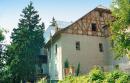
[48,38,63,80]
[60,33,112,77]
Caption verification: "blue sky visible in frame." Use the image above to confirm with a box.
[0,0,111,43]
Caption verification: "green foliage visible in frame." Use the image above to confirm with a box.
[59,67,129,83]
[111,0,130,59]
[37,78,47,83]
[1,1,45,82]
[76,63,80,76]
[58,75,89,83]
[105,70,129,83]
[50,17,57,26]
[0,28,5,83]
[0,29,4,42]
[64,59,69,68]
[88,67,105,82]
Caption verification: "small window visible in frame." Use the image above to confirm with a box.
[91,23,97,31]
[76,41,80,50]
[99,43,103,52]
[55,44,57,54]
[99,11,103,17]
[49,48,51,59]
[102,25,108,37]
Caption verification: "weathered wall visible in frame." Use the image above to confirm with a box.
[61,33,112,76]
[48,38,63,80]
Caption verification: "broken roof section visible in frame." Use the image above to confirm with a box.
[44,18,72,43]
[96,5,109,10]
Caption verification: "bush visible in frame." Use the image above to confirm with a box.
[37,78,47,83]
[64,59,69,68]
[105,70,129,83]
[59,67,129,83]
[76,63,80,76]
[88,66,105,82]
[58,75,89,83]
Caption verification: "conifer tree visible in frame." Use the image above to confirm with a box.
[7,2,45,82]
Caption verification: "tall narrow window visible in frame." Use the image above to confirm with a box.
[55,44,57,54]
[102,25,108,37]
[48,48,51,59]
[91,23,97,31]
[99,43,103,52]
[76,41,80,50]
[99,11,103,17]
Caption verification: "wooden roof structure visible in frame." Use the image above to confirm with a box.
[45,6,113,47]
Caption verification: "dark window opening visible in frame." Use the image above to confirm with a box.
[37,55,47,63]
[102,25,108,31]
[99,11,103,17]
[48,48,51,59]
[99,43,103,52]
[102,25,108,36]
[55,44,57,54]
[91,23,97,31]
[76,41,80,50]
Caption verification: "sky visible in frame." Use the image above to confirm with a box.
[0,0,111,44]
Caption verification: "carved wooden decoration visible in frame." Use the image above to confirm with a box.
[62,8,113,37]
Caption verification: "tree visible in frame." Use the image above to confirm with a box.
[50,17,57,26]
[111,0,130,59]
[0,29,4,42]
[6,2,45,82]
[0,28,4,67]
[0,29,6,83]
[0,28,4,56]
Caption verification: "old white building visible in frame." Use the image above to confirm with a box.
[44,6,130,81]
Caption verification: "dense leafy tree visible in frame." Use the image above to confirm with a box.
[111,0,130,59]
[5,2,45,82]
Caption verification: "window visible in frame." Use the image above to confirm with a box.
[55,44,57,54]
[37,55,47,63]
[99,43,103,52]
[91,23,97,31]
[99,11,103,17]
[76,41,80,50]
[102,25,108,36]
[48,48,51,59]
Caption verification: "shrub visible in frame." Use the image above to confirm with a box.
[58,75,75,83]
[59,67,129,83]
[76,63,80,76]
[88,66,105,82]
[105,70,129,83]
[64,59,69,68]
[58,75,89,83]
[37,78,47,83]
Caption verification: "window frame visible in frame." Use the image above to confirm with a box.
[76,41,80,50]
[91,23,97,31]
[99,43,103,52]
[55,44,57,54]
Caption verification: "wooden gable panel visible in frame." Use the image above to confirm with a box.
[63,8,112,37]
